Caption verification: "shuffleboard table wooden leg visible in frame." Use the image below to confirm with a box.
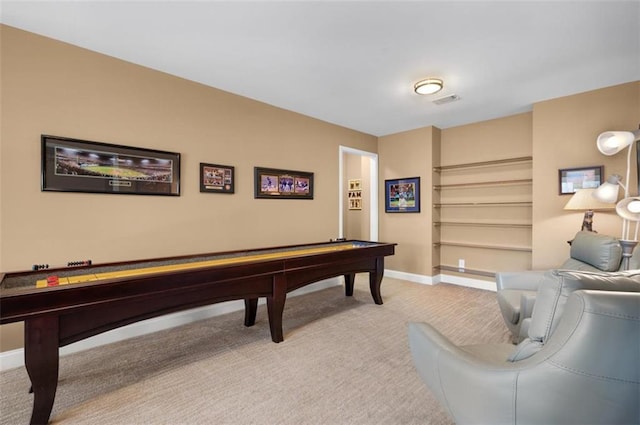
[267,274,287,343]
[24,315,59,425]
[244,298,258,326]
[369,257,384,305]
[344,273,355,296]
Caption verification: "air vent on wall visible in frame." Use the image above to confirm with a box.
[432,94,460,105]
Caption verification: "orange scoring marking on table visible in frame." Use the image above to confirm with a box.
[36,243,358,288]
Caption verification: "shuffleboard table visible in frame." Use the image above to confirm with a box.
[0,240,395,424]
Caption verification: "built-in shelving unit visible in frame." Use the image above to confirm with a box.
[433,156,532,172]
[435,222,532,229]
[435,265,495,278]
[433,179,532,190]
[434,241,532,252]
[434,201,532,208]
[432,156,533,278]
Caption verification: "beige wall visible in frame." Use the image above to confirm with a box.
[0,24,378,269]
[378,127,438,276]
[376,84,639,278]
[0,25,377,350]
[440,113,533,165]
[1,24,639,353]
[532,82,640,268]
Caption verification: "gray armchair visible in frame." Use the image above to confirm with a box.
[495,231,626,342]
[409,270,640,425]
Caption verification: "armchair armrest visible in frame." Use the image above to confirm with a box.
[520,291,537,320]
[408,322,518,424]
[495,271,545,291]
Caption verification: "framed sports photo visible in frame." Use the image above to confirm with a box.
[558,165,603,195]
[41,135,180,196]
[200,163,235,194]
[254,167,313,199]
[385,177,420,213]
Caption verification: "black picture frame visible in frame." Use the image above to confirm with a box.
[558,165,603,195]
[200,163,235,194]
[254,167,313,199]
[385,177,420,213]
[41,135,180,196]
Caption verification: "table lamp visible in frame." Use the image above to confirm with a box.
[564,188,616,232]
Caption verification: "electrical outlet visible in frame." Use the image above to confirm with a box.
[458,259,465,269]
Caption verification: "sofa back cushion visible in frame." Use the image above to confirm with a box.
[508,270,640,362]
[529,269,640,342]
[564,231,622,272]
[559,258,606,272]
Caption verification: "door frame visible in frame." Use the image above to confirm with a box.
[338,146,378,241]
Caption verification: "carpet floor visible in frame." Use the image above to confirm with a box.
[0,277,511,424]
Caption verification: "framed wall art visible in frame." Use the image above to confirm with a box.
[558,165,603,195]
[348,179,362,210]
[349,197,362,210]
[254,167,313,199]
[200,163,235,194]
[385,177,420,213]
[41,135,180,196]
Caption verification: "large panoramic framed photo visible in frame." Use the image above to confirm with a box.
[385,177,420,213]
[41,135,181,196]
[254,167,313,199]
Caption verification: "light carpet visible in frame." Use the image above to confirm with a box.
[0,277,511,424]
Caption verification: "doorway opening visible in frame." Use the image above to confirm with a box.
[338,146,378,241]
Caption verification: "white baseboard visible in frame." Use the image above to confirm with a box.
[435,273,497,292]
[384,269,435,285]
[0,277,342,372]
[385,269,496,291]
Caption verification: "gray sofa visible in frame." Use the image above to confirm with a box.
[495,231,636,342]
[409,270,640,425]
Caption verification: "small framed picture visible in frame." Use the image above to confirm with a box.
[559,166,603,195]
[200,163,234,194]
[254,167,313,199]
[349,198,362,210]
[385,177,420,213]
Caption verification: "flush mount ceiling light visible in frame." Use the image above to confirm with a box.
[414,78,443,95]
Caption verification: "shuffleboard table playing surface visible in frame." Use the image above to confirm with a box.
[0,240,395,424]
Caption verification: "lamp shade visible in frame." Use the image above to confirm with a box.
[596,130,640,155]
[564,188,616,211]
[592,175,622,204]
[616,197,640,222]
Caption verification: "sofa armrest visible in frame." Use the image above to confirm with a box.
[495,271,546,291]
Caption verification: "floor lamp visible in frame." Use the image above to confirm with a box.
[593,128,640,270]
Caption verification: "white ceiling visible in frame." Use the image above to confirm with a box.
[1,1,639,136]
